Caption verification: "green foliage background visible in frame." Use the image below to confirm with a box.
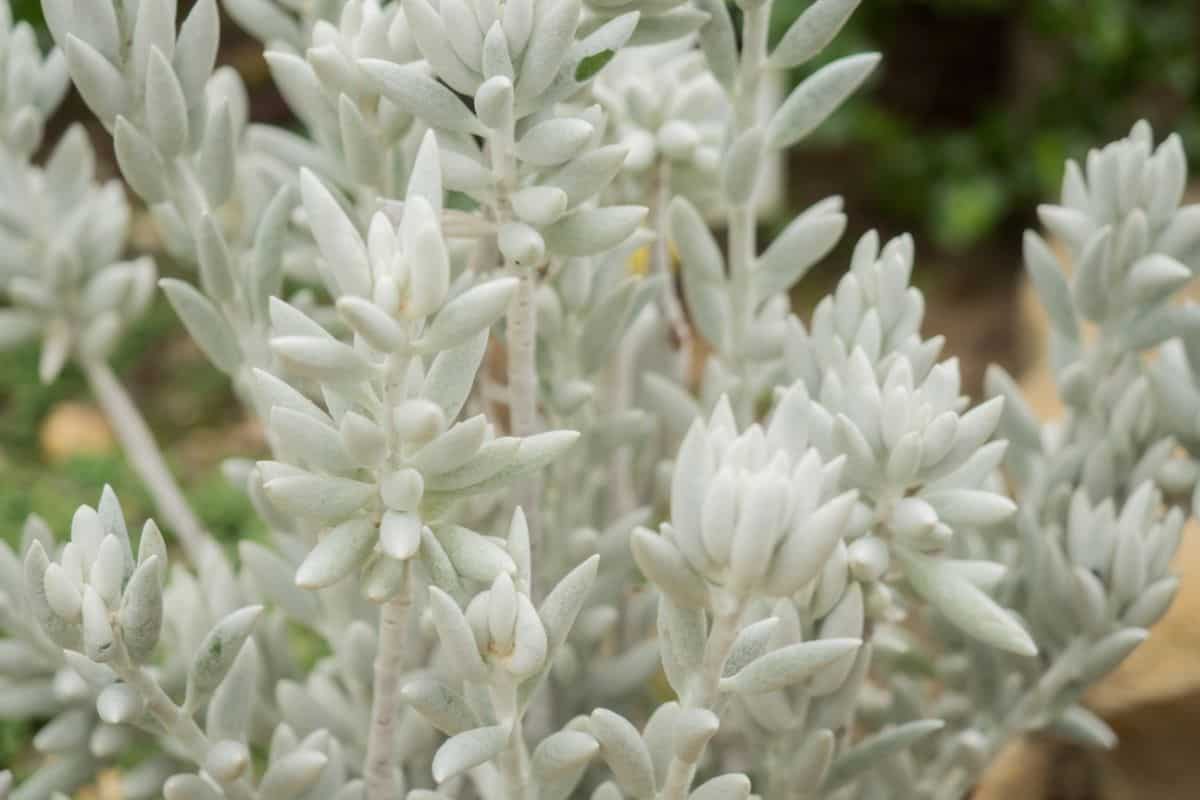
[772,0,1200,250]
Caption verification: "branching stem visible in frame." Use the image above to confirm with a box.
[660,599,745,800]
[112,639,257,800]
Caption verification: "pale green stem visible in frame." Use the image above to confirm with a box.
[494,679,533,800]
[660,600,745,800]
[112,639,257,800]
[726,1,772,423]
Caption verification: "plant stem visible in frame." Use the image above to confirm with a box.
[726,0,771,423]
[365,591,412,800]
[495,680,532,800]
[507,267,541,507]
[507,271,539,441]
[363,342,419,799]
[650,159,694,382]
[489,107,545,583]
[112,642,257,800]
[499,720,532,800]
[660,600,744,800]
[83,359,209,567]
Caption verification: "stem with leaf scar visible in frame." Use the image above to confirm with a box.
[365,589,413,800]
[490,104,546,589]
[365,347,417,800]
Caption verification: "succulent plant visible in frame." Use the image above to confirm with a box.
[0,0,1193,799]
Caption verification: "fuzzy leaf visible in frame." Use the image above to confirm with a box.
[64,36,128,128]
[423,329,489,420]
[160,279,241,374]
[766,53,880,150]
[590,708,656,800]
[433,725,510,783]
[187,606,264,704]
[300,169,372,298]
[822,719,945,791]
[720,638,861,695]
[692,0,737,89]
[897,547,1037,657]
[259,750,328,799]
[295,517,376,589]
[403,678,478,735]
[756,210,846,301]
[361,59,485,134]
[516,0,580,103]
[543,206,647,257]
[144,48,190,157]
[421,278,519,351]
[118,556,163,662]
[770,0,861,69]
[429,586,488,682]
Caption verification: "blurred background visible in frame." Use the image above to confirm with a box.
[3,1,1200,796]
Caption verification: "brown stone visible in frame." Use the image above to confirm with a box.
[39,402,116,463]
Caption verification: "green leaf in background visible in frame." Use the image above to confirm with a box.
[931,174,1006,251]
[772,0,1199,253]
[575,49,615,82]
[10,0,43,27]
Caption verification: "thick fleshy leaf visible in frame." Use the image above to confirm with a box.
[770,0,861,69]
[64,36,128,128]
[259,750,328,799]
[421,278,519,351]
[119,556,163,662]
[822,719,945,791]
[187,606,264,704]
[897,547,1037,657]
[515,0,580,103]
[765,53,880,150]
[300,169,372,298]
[589,708,655,800]
[630,527,707,608]
[403,678,478,735]
[720,638,861,695]
[428,586,488,682]
[360,59,485,134]
[263,475,374,523]
[160,279,241,374]
[756,211,846,301]
[295,518,376,589]
[144,48,189,156]
[432,725,509,783]
[542,206,646,257]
